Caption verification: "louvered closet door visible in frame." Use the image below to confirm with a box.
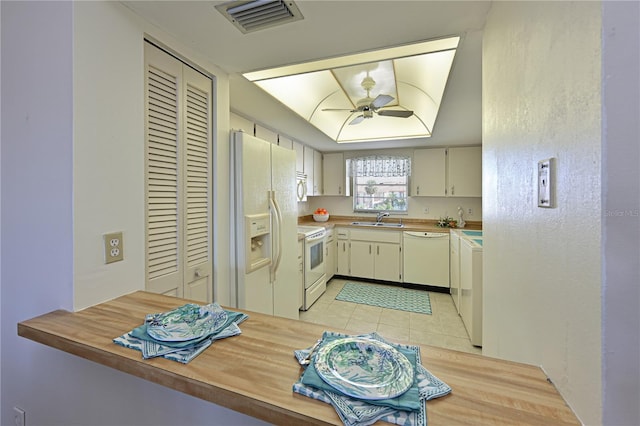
[181,66,212,302]
[144,42,212,302]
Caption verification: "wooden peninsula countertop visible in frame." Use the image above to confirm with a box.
[18,291,578,425]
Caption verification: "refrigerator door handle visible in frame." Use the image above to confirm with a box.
[269,191,284,281]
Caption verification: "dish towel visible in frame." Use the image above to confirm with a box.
[114,303,248,363]
[293,331,451,426]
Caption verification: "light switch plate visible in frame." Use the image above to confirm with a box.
[104,232,124,264]
[538,158,554,208]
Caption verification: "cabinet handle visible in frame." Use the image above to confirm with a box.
[369,245,372,254]
[342,242,346,252]
[377,246,379,255]
[417,185,420,195]
[338,186,342,195]
[451,185,455,195]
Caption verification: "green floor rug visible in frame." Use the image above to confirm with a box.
[335,282,432,314]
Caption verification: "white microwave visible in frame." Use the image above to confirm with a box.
[296,171,307,202]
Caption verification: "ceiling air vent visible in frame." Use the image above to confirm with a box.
[215,0,304,34]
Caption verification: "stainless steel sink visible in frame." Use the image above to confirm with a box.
[351,221,404,228]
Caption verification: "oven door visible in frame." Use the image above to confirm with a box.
[304,234,325,288]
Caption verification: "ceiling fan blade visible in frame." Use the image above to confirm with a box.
[349,115,365,125]
[371,94,394,109]
[322,108,355,112]
[377,109,414,118]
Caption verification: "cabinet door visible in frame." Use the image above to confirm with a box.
[230,113,254,135]
[325,237,335,280]
[278,135,293,150]
[303,146,314,195]
[323,153,347,196]
[254,124,278,144]
[450,233,460,312]
[447,147,482,197]
[374,243,401,282]
[313,150,323,195]
[298,240,304,309]
[293,141,304,173]
[412,148,446,196]
[336,239,350,275]
[349,241,374,279]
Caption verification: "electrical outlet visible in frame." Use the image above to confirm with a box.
[104,232,124,264]
[468,208,473,215]
[13,407,25,426]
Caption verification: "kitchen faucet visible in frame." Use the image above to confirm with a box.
[376,212,390,223]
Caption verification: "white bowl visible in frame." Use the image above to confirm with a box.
[313,214,329,222]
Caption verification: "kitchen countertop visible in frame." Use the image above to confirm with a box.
[18,291,579,425]
[299,216,482,233]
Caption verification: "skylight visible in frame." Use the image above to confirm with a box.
[242,37,459,143]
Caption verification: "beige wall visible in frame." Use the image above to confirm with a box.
[482,2,602,423]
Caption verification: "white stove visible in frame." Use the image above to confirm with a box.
[297,225,326,239]
[297,226,327,310]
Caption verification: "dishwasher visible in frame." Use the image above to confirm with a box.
[403,231,450,287]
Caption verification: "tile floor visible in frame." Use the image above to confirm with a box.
[299,277,482,355]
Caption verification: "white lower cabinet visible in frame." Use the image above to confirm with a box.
[336,228,350,275]
[349,241,376,279]
[298,239,304,310]
[373,242,402,282]
[325,229,335,280]
[449,230,461,312]
[460,237,483,346]
[348,229,401,282]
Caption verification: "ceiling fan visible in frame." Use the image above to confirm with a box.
[322,75,414,125]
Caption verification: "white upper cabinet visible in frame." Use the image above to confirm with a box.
[278,135,293,150]
[293,140,304,174]
[411,146,482,197]
[230,113,254,135]
[411,148,447,196]
[303,146,314,195]
[255,124,278,144]
[313,150,323,195]
[303,146,323,196]
[323,153,347,196]
[447,146,482,197]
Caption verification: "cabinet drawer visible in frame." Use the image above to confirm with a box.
[325,228,334,242]
[349,229,401,243]
[336,228,349,240]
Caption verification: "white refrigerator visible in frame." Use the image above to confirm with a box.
[230,131,300,320]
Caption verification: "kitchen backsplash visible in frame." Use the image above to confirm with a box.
[298,195,482,221]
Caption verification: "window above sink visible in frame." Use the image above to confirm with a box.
[350,155,410,214]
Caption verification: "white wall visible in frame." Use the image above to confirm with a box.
[73,0,145,309]
[482,2,602,424]
[1,2,259,425]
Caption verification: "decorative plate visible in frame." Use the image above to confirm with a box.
[146,303,228,342]
[314,337,414,400]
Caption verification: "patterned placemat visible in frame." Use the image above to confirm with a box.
[336,282,432,314]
